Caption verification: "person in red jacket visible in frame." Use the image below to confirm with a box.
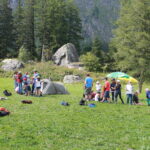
[17,71,23,94]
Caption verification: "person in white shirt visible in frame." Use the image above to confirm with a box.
[95,92,101,101]
[35,76,42,96]
[95,81,101,93]
[125,82,133,104]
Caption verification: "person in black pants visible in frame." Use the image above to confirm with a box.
[115,80,124,104]
[110,79,116,102]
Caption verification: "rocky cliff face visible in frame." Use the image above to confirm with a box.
[74,0,120,48]
[10,0,120,49]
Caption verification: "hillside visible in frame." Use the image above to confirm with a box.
[10,0,120,49]
[74,0,120,49]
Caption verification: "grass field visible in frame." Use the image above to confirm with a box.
[0,78,150,150]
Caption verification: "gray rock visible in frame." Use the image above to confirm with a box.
[63,75,83,84]
[52,43,79,66]
[1,59,24,71]
[67,62,85,70]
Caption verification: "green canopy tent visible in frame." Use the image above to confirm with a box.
[107,72,130,79]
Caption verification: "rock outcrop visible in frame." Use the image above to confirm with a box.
[63,75,83,84]
[52,43,79,66]
[1,59,24,71]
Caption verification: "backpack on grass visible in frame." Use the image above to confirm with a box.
[21,100,32,104]
[0,107,10,117]
[3,90,12,96]
[79,98,87,106]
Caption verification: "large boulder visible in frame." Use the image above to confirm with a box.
[1,59,24,71]
[63,75,83,84]
[52,43,79,66]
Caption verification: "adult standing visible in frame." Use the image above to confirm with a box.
[103,77,110,102]
[31,70,39,94]
[17,71,23,94]
[110,79,116,102]
[115,80,124,104]
[13,71,18,89]
[84,74,93,100]
[126,82,133,105]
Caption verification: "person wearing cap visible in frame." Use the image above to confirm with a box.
[84,74,93,100]
[125,81,133,105]
[115,80,124,104]
[110,79,116,102]
[95,81,101,93]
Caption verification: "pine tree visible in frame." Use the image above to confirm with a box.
[35,0,82,58]
[0,0,14,58]
[23,0,35,59]
[92,37,102,57]
[13,0,24,56]
[113,0,150,92]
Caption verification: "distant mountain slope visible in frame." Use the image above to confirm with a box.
[74,0,120,48]
[10,0,120,49]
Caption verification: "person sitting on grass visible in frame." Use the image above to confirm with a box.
[145,88,150,106]
[146,88,150,99]
[35,76,42,96]
[95,91,101,101]
[133,91,143,105]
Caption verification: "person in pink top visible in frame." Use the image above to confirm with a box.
[103,77,110,102]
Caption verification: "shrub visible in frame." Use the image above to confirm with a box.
[80,52,101,72]
[18,46,31,63]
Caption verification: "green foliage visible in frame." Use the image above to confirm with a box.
[0,0,14,58]
[18,46,31,63]
[113,0,150,91]
[0,78,150,150]
[35,0,82,54]
[80,52,101,72]
[13,0,24,55]
[92,37,102,57]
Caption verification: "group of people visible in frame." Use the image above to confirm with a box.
[84,74,150,105]
[13,70,42,96]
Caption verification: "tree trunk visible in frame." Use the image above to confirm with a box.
[138,80,143,93]
[138,71,145,93]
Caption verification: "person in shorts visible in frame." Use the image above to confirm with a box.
[102,77,110,102]
[84,74,93,100]
[35,76,42,96]
[23,73,31,96]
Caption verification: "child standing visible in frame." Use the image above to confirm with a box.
[35,76,42,96]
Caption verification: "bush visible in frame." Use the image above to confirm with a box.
[80,52,101,72]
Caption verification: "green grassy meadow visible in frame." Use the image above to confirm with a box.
[0,78,150,150]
